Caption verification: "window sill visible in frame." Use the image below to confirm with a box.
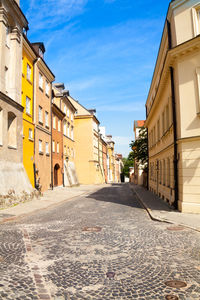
[39,87,43,92]
[26,112,32,117]
[8,145,17,150]
[39,151,44,155]
[39,121,43,125]
[0,143,3,147]
[27,79,32,85]
[45,125,49,129]
[28,138,34,142]
[45,93,49,98]
[46,153,50,157]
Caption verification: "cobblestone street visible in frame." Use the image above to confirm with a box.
[0,184,200,300]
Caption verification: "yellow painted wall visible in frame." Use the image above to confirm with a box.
[22,41,35,187]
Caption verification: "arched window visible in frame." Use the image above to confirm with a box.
[0,107,3,145]
[8,112,17,148]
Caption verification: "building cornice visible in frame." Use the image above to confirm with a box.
[0,91,24,112]
[23,35,37,62]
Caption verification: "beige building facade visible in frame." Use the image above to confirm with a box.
[0,0,33,195]
[146,0,200,213]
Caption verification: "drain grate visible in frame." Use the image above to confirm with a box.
[82,226,102,232]
[165,280,187,288]
[106,272,115,279]
[167,226,185,231]
[165,295,179,300]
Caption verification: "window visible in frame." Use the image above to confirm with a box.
[57,142,59,153]
[6,27,10,47]
[45,111,49,128]
[27,64,31,81]
[39,106,43,124]
[53,116,56,129]
[5,67,8,93]
[157,119,160,141]
[52,140,55,152]
[0,108,3,145]
[71,126,74,140]
[8,112,17,148]
[39,140,43,153]
[58,120,61,132]
[67,108,69,118]
[196,68,200,114]
[28,128,33,140]
[26,96,31,115]
[67,123,70,137]
[64,120,67,135]
[64,104,67,114]
[71,113,73,122]
[45,81,49,96]
[167,158,170,187]
[162,111,165,135]
[46,142,49,155]
[39,73,43,90]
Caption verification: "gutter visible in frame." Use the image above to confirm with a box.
[170,66,179,210]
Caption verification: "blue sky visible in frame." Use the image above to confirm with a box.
[21,0,170,157]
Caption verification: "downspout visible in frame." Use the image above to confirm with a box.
[33,58,37,189]
[167,20,178,209]
[50,90,53,190]
[170,67,179,210]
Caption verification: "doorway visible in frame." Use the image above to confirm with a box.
[54,163,60,186]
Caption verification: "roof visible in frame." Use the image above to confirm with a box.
[134,120,145,130]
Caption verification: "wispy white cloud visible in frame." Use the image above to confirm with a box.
[96,103,144,112]
[113,136,131,146]
[26,0,88,31]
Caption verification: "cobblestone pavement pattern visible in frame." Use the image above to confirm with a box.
[0,184,200,300]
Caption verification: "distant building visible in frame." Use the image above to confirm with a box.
[145,0,200,213]
[105,135,115,183]
[133,120,145,186]
[69,97,104,185]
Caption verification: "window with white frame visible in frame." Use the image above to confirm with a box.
[28,128,33,140]
[52,140,55,152]
[45,111,49,127]
[27,64,31,81]
[46,142,49,155]
[71,126,74,140]
[39,73,43,90]
[64,104,67,114]
[64,120,67,135]
[58,120,61,132]
[67,108,69,118]
[39,106,43,123]
[57,142,59,153]
[26,96,31,115]
[53,116,56,129]
[45,81,49,96]
[39,140,43,153]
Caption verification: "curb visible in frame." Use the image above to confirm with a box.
[0,187,100,225]
[130,185,200,233]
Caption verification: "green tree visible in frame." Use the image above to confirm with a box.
[122,152,134,177]
[130,127,148,169]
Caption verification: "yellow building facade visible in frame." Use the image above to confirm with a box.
[145,0,200,213]
[69,96,104,185]
[21,36,36,187]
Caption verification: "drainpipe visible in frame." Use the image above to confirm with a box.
[33,58,37,189]
[170,66,178,210]
[50,90,53,190]
[146,128,149,190]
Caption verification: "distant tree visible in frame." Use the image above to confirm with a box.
[122,152,134,177]
[130,127,148,170]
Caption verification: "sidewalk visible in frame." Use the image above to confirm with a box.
[0,184,105,224]
[130,183,200,232]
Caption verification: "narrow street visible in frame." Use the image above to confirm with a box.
[0,184,199,300]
